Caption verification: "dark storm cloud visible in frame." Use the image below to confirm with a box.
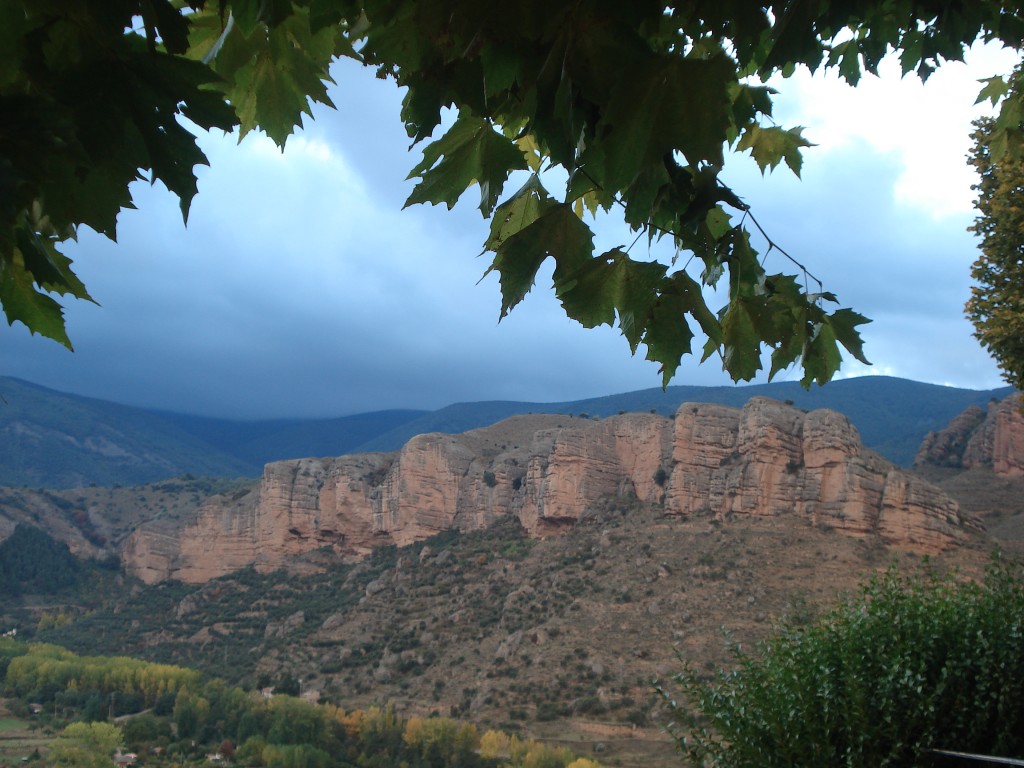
[1,56,1008,418]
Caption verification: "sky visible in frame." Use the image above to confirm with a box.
[2,43,1020,419]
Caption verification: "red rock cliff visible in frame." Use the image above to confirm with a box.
[915,393,1024,476]
[123,400,967,583]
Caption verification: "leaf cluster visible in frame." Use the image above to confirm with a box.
[1,0,236,347]
[4,0,1024,384]
[666,560,1024,767]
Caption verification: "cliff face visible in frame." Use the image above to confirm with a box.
[123,399,968,584]
[665,399,963,553]
[915,393,1024,476]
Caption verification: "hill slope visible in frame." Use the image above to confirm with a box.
[27,503,999,767]
[0,377,428,488]
[0,378,255,487]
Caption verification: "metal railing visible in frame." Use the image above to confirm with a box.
[929,750,1024,766]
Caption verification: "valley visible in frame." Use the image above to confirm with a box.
[0,379,1022,766]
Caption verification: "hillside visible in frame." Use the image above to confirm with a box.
[24,503,999,767]
[0,375,1014,489]
[3,394,1023,767]
[0,378,255,487]
[0,377,426,488]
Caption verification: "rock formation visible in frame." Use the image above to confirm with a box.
[915,392,1023,476]
[665,399,963,553]
[122,399,968,584]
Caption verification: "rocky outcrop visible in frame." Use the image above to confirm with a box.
[665,399,964,553]
[914,406,987,468]
[122,400,968,583]
[915,393,1023,476]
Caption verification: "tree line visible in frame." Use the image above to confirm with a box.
[1,640,602,768]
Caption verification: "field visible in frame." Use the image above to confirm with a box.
[0,708,49,767]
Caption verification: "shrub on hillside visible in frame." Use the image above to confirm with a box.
[667,560,1024,767]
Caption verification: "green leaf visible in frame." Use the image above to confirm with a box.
[613,258,669,351]
[482,175,554,253]
[729,82,776,128]
[406,113,528,216]
[14,228,92,302]
[0,0,26,89]
[214,7,338,146]
[484,203,594,318]
[800,321,843,387]
[643,271,716,386]
[554,253,617,329]
[705,206,733,239]
[976,75,1010,107]
[555,249,667,350]
[768,325,805,382]
[673,271,722,346]
[644,296,695,387]
[0,249,74,349]
[827,307,871,365]
[720,298,765,381]
[827,39,863,84]
[230,0,297,37]
[736,124,812,176]
[725,228,764,298]
[599,52,735,191]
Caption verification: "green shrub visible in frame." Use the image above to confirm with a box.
[668,561,1024,767]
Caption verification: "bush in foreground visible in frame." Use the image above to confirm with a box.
[667,560,1024,767]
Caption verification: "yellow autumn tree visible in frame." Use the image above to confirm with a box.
[50,722,123,768]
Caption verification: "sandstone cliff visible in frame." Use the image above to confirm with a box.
[123,399,968,583]
[915,392,1023,476]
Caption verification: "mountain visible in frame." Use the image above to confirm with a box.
[0,377,426,488]
[119,397,972,584]
[0,375,1014,489]
[155,408,428,466]
[0,377,255,488]
[347,377,1015,465]
[4,394,1021,767]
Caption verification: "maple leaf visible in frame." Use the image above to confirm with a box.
[736,124,813,176]
[484,203,594,318]
[555,249,666,348]
[211,7,337,145]
[406,114,528,216]
[720,297,764,381]
[800,321,843,387]
[1,247,75,349]
[599,52,735,191]
[643,270,717,385]
[828,308,871,365]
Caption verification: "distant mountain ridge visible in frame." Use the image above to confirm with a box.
[0,375,1014,489]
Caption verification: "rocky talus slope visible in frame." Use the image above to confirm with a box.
[123,398,969,584]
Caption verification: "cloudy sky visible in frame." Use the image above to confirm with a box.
[2,43,1019,419]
